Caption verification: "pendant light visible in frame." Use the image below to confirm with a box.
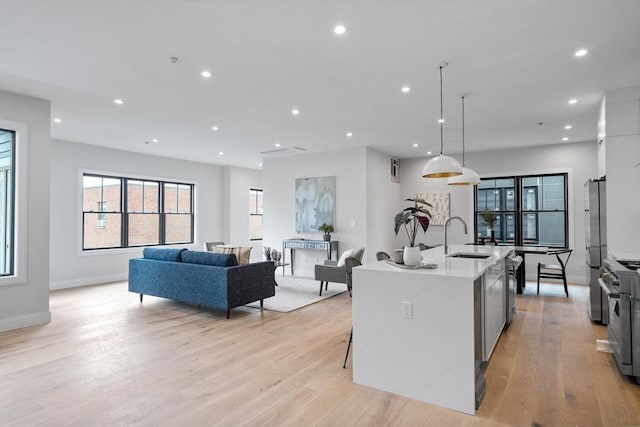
[422,63,463,178]
[448,95,480,185]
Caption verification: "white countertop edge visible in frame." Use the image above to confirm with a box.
[359,244,513,280]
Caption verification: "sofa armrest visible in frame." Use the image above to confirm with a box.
[225,261,276,307]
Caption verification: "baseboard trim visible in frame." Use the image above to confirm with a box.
[50,273,128,290]
[0,310,51,333]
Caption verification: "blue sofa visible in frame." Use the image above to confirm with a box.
[129,248,276,318]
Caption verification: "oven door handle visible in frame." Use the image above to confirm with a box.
[598,278,620,298]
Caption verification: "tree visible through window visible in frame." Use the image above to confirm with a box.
[82,173,194,250]
[475,173,568,247]
[249,188,263,241]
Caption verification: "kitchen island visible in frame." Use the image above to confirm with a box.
[352,244,514,415]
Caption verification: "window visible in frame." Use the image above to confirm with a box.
[82,173,194,250]
[249,188,263,241]
[0,129,15,275]
[474,173,568,247]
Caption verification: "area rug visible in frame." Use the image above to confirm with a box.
[247,276,346,313]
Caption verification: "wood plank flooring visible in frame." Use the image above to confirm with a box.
[1,281,639,426]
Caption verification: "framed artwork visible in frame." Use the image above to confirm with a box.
[417,192,450,225]
[295,176,335,233]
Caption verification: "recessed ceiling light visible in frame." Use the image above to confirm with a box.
[401,86,411,93]
[218,151,224,155]
[438,118,445,123]
[53,118,62,123]
[275,143,281,147]
[114,99,124,105]
[346,132,353,137]
[291,109,300,115]
[427,151,432,155]
[152,138,159,143]
[562,137,569,141]
[413,143,419,148]
[568,99,578,104]
[575,49,588,57]
[211,126,219,131]
[201,70,212,78]
[334,25,346,35]
[564,125,572,130]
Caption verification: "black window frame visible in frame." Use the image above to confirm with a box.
[474,173,568,248]
[249,188,263,242]
[82,173,194,250]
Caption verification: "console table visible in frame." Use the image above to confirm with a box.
[282,239,339,276]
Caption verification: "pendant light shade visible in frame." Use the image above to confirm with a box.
[448,95,480,185]
[422,63,462,178]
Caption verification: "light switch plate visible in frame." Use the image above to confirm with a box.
[401,301,413,319]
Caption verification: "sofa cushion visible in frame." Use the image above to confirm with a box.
[181,250,239,267]
[214,246,253,265]
[143,248,187,262]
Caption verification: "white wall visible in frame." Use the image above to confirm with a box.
[603,85,640,258]
[0,90,51,332]
[222,165,263,261]
[263,148,368,277]
[399,141,598,284]
[399,159,475,247]
[365,148,402,260]
[50,139,225,288]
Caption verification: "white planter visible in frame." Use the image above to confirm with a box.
[403,246,422,266]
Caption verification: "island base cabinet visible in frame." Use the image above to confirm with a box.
[483,261,506,361]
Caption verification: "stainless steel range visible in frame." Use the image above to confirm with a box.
[599,259,640,383]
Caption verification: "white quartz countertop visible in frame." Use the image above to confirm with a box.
[359,244,514,280]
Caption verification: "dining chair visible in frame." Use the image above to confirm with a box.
[537,248,573,297]
[343,256,362,369]
[204,241,225,251]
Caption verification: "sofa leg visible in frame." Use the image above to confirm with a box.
[260,299,264,308]
[139,293,143,303]
[226,309,231,319]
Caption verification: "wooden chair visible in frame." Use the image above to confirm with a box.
[343,256,362,368]
[376,251,390,261]
[204,241,225,251]
[537,249,573,297]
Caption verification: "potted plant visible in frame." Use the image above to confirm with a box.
[394,198,432,265]
[317,223,334,241]
[479,210,498,245]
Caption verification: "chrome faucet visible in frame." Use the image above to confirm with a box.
[444,216,468,254]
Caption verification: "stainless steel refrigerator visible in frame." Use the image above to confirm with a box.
[585,178,607,324]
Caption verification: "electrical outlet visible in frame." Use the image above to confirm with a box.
[401,301,413,319]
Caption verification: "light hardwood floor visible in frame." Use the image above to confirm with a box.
[1,281,640,427]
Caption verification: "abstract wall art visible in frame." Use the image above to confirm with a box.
[295,176,335,233]
[417,192,450,225]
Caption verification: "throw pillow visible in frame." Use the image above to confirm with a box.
[337,249,355,266]
[214,245,253,265]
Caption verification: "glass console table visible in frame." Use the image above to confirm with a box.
[282,239,339,276]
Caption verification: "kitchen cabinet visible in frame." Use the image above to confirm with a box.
[483,260,506,361]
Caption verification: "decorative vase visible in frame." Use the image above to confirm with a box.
[271,249,278,261]
[264,246,272,261]
[487,230,497,246]
[323,233,331,241]
[403,246,422,267]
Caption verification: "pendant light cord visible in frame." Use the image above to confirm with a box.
[439,66,444,155]
[461,95,465,167]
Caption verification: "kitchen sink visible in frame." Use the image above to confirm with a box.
[447,253,491,259]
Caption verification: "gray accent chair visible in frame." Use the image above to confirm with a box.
[314,247,365,296]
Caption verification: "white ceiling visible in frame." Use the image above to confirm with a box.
[1,0,639,169]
